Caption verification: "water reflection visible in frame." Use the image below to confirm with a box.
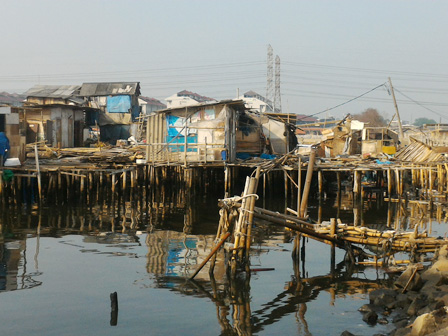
[0,238,42,292]
[0,187,447,335]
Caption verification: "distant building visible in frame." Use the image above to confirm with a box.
[139,96,166,115]
[165,90,216,108]
[238,90,273,113]
[0,92,25,107]
[296,114,318,125]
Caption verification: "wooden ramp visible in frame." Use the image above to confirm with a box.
[249,206,448,255]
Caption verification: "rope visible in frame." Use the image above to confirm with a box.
[221,194,260,203]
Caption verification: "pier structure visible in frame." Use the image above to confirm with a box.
[1,146,448,210]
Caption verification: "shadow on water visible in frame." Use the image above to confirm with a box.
[0,178,447,335]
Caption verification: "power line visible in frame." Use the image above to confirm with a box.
[299,83,387,120]
[0,61,265,81]
[394,87,448,121]
[283,61,448,79]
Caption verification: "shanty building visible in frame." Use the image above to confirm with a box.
[22,85,85,148]
[145,99,296,164]
[79,82,141,144]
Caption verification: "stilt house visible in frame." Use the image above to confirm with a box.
[145,100,296,164]
[79,82,141,144]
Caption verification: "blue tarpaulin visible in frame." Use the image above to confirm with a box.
[107,95,131,113]
[166,115,197,152]
[167,135,197,152]
[166,115,185,137]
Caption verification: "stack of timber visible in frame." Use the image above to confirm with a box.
[313,221,446,254]
[25,143,146,166]
[247,205,448,255]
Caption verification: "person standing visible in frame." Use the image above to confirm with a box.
[0,132,10,166]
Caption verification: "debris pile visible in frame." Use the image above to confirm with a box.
[341,246,448,336]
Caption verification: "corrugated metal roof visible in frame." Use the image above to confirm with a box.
[79,82,140,97]
[24,85,81,99]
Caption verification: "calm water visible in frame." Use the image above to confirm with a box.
[0,192,446,335]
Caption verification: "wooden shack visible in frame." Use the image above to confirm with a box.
[79,82,141,144]
[22,85,85,148]
[322,118,362,157]
[361,127,399,157]
[145,100,280,164]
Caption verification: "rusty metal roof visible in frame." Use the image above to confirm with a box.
[79,82,140,97]
[24,85,81,99]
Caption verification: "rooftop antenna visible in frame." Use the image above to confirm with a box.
[266,44,274,111]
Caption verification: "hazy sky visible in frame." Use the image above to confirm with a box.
[1,0,447,122]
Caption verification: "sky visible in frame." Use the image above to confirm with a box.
[1,0,447,123]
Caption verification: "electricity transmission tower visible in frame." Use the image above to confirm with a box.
[274,55,282,112]
[266,44,274,111]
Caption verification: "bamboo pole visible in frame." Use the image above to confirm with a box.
[245,167,261,258]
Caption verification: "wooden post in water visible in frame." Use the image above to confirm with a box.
[318,170,323,198]
[395,169,401,196]
[330,218,336,272]
[299,149,316,217]
[387,168,392,197]
[353,170,362,199]
[110,292,118,326]
[224,166,230,198]
[34,145,42,202]
[297,156,302,214]
[245,167,260,259]
[230,167,260,278]
[284,169,288,203]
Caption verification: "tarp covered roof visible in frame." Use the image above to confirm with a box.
[79,82,140,97]
[24,85,81,99]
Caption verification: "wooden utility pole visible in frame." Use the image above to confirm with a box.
[388,77,404,140]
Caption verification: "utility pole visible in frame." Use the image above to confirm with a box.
[388,77,404,140]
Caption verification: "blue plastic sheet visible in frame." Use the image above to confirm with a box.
[166,135,197,152]
[107,95,131,113]
[167,115,185,137]
[375,159,392,165]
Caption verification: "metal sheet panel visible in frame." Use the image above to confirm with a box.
[0,106,11,114]
[79,82,140,97]
[24,85,81,98]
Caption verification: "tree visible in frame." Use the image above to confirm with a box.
[413,117,437,127]
[352,108,387,127]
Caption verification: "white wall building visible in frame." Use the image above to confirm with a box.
[238,90,273,113]
[165,90,216,108]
